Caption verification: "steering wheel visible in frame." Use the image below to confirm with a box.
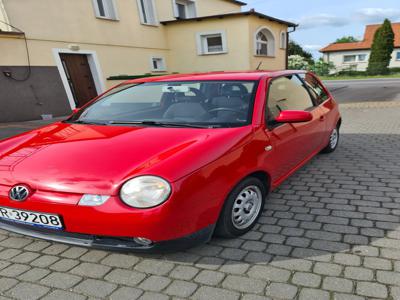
[208,107,247,116]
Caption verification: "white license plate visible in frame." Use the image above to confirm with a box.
[0,206,63,230]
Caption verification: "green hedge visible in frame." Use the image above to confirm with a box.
[389,67,400,73]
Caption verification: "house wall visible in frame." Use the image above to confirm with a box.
[2,0,241,53]
[1,0,245,84]
[196,0,242,15]
[164,17,250,73]
[1,0,173,94]
[164,16,288,73]
[324,50,370,72]
[390,48,400,68]
[0,37,169,85]
[0,66,71,122]
[248,15,287,70]
[2,0,170,60]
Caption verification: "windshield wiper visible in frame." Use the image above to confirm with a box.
[108,120,215,128]
[68,120,109,125]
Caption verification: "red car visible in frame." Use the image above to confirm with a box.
[0,71,340,251]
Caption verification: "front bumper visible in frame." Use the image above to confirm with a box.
[0,219,215,252]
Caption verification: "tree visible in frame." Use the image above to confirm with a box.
[335,36,359,43]
[310,58,335,76]
[288,41,313,63]
[367,19,395,75]
[288,55,309,70]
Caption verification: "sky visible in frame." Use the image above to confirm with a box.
[244,0,400,58]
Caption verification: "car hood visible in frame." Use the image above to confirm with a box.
[0,122,252,195]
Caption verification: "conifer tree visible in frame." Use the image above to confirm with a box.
[367,19,395,75]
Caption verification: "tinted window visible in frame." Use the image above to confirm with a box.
[266,75,315,121]
[299,73,329,105]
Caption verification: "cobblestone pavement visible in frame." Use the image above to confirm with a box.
[0,102,400,299]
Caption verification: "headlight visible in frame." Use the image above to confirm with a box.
[120,176,171,208]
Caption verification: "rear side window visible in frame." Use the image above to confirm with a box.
[299,73,329,105]
[266,75,315,121]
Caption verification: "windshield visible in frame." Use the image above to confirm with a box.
[68,81,258,128]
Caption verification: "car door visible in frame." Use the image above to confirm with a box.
[262,74,325,184]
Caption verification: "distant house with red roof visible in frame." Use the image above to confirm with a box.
[320,23,400,72]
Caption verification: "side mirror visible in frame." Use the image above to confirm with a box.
[275,110,313,123]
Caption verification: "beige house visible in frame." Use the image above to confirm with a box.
[0,0,296,122]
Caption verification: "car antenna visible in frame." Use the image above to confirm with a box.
[256,61,263,70]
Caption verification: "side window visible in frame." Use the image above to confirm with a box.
[299,73,329,105]
[266,75,315,122]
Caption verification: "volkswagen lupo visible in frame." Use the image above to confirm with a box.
[0,71,341,251]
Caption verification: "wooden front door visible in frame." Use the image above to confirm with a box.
[60,54,98,107]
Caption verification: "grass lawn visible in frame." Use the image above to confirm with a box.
[320,73,400,80]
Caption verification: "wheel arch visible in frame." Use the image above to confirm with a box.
[244,170,272,194]
[337,117,342,129]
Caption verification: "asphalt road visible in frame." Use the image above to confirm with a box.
[324,78,400,103]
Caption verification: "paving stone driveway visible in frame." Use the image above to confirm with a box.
[1,102,400,300]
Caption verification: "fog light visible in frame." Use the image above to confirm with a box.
[134,237,153,246]
[79,195,110,206]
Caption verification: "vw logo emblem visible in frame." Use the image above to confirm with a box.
[9,185,30,201]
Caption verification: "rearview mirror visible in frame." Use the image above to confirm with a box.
[275,110,313,123]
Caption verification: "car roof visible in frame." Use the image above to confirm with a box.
[124,70,307,84]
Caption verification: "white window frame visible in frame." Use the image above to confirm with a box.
[255,32,268,56]
[136,0,158,26]
[280,31,287,49]
[343,55,357,63]
[358,54,367,62]
[92,0,119,20]
[254,26,276,57]
[396,51,400,61]
[172,0,197,19]
[196,30,228,55]
[150,56,167,72]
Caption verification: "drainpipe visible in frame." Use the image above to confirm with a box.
[286,24,298,69]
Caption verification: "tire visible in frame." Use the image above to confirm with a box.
[215,177,267,238]
[321,126,339,154]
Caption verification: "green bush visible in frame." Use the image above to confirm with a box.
[389,67,400,74]
[310,59,334,76]
[335,70,367,76]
